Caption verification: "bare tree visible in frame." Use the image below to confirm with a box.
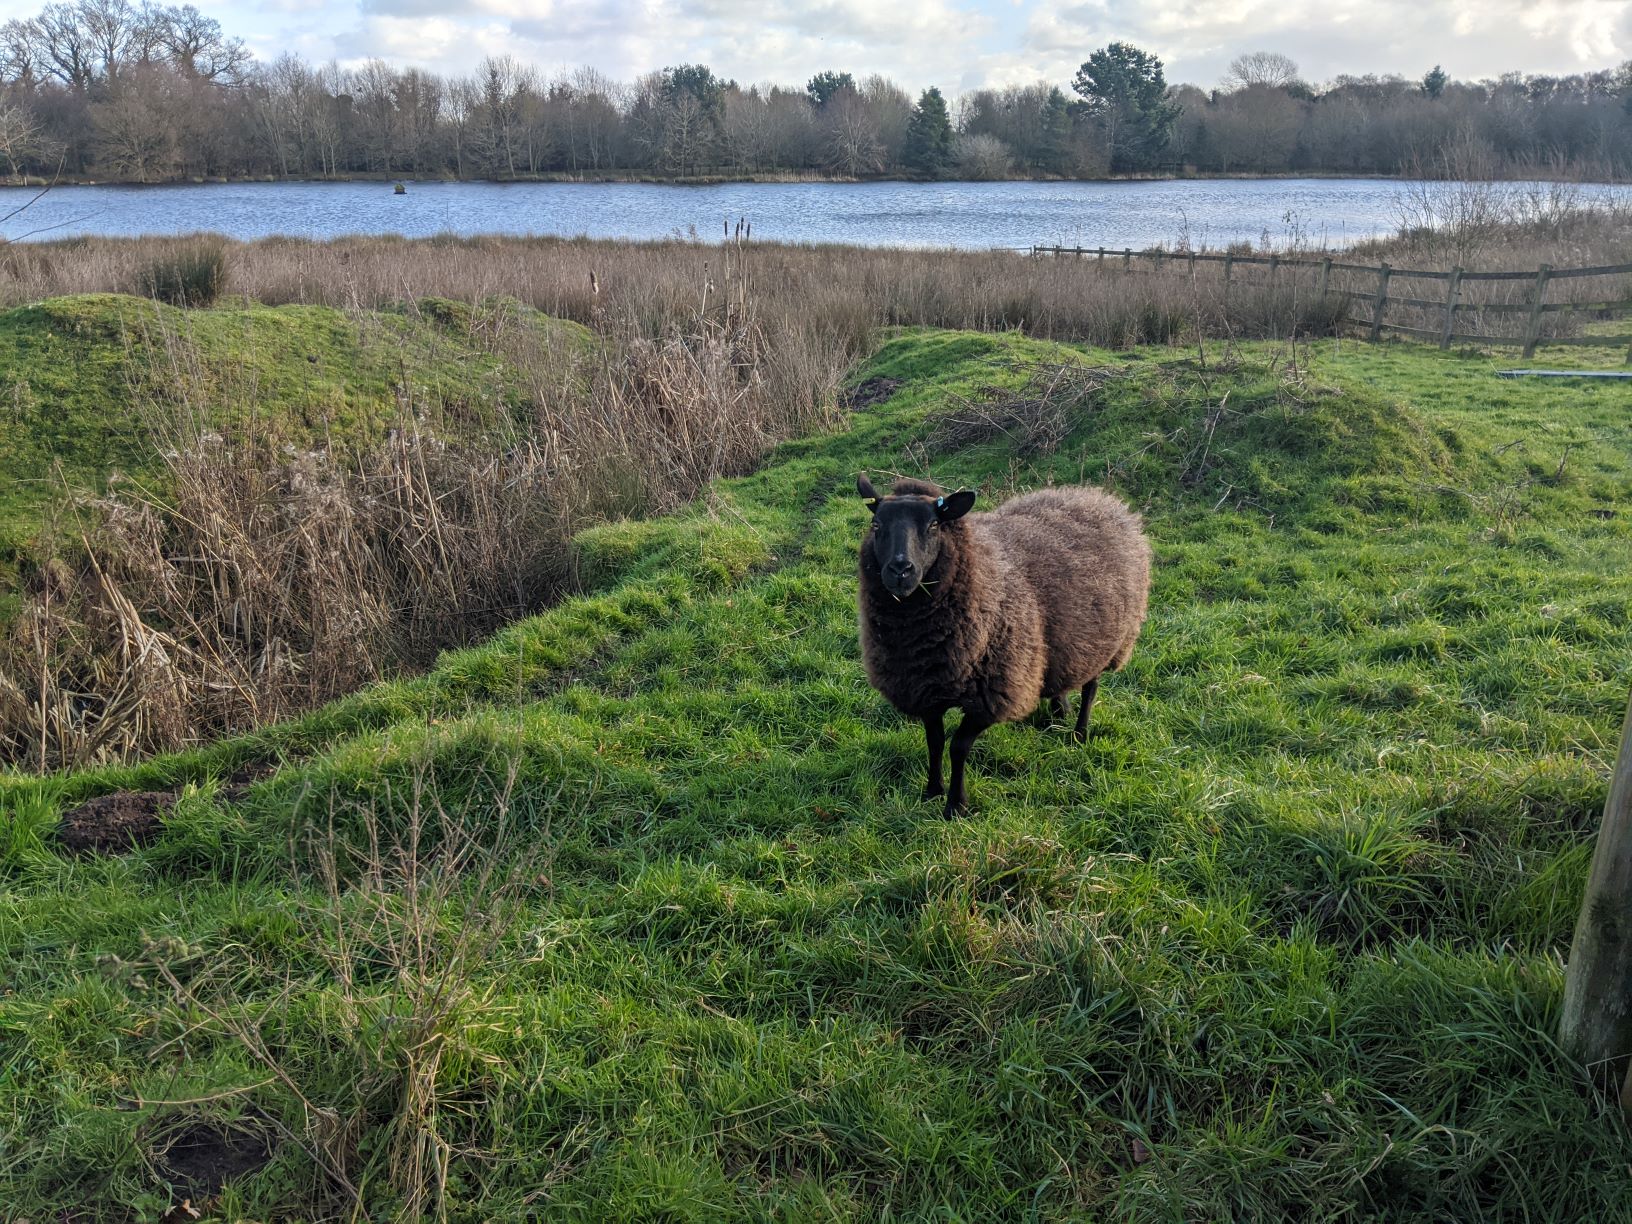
[861,74,912,165]
[0,96,44,174]
[149,3,248,83]
[0,19,42,85]
[91,61,177,178]
[35,4,96,89]
[350,57,398,171]
[822,87,883,175]
[953,131,1012,179]
[78,0,140,82]
[1221,51,1301,92]
[565,67,620,171]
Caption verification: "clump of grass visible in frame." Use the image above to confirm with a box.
[132,238,229,307]
[133,763,548,1220]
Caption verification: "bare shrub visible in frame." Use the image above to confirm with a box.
[954,133,1014,181]
[929,363,1126,457]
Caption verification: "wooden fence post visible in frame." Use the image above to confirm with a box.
[1318,258,1332,299]
[1522,263,1553,359]
[1368,262,1392,343]
[1440,266,1464,351]
[1561,689,1632,1091]
[1269,253,1279,285]
[1123,247,1132,270]
[1223,252,1234,286]
[1097,247,1105,268]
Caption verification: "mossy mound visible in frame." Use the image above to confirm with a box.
[0,292,593,579]
[906,342,1464,522]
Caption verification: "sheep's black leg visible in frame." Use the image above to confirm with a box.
[946,711,996,817]
[1050,695,1069,723]
[1073,676,1100,744]
[922,711,947,800]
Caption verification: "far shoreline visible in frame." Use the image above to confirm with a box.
[3,169,1625,189]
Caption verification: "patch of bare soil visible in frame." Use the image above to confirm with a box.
[152,1113,275,1200]
[57,791,172,854]
[840,376,902,410]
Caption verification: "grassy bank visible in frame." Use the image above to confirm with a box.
[0,292,590,557]
[3,329,1630,1219]
[0,238,867,768]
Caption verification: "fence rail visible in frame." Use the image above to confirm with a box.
[1029,245,1632,361]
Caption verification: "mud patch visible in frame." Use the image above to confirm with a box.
[57,791,173,854]
[840,376,902,411]
[152,1112,275,1198]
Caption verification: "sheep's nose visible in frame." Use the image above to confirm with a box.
[885,557,915,579]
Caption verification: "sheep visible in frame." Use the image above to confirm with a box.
[856,473,1151,816]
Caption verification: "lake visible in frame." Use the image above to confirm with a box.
[1,178,1625,250]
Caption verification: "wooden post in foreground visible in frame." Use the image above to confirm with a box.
[1368,262,1392,343]
[1439,266,1463,351]
[1561,689,1632,1096]
[1522,263,1553,359]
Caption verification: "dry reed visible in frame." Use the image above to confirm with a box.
[0,236,863,770]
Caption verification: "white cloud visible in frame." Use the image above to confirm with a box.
[240,0,1632,92]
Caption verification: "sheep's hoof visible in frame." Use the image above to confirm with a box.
[943,797,970,819]
[922,783,945,801]
[1071,728,1088,745]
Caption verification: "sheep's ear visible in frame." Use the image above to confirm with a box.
[935,490,976,522]
[856,473,880,512]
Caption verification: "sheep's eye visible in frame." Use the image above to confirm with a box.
[927,521,939,531]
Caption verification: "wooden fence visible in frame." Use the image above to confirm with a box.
[1030,245,1632,361]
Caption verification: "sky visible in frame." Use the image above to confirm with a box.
[13,0,1632,93]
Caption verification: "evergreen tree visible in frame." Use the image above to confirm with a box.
[806,71,856,108]
[1039,86,1074,175]
[1421,64,1448,98]
[903,85,952,177]
[1071,42,1179,171]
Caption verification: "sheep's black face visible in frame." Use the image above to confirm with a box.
[857,475,975,599]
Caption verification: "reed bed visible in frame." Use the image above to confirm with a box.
[2,230,1353,345]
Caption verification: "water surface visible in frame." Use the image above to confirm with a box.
[2,178,1624,250]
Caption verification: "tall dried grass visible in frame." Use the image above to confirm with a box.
[0,231,1355,347]
[1,238,865,770]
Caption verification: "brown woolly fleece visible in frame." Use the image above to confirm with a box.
[858,477,1151,726]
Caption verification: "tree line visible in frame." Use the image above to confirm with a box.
[1,2,1629,183]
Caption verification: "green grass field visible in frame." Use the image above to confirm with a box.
[4,328,1632,1220]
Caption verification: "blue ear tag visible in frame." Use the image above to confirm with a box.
[935,497,945,509]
